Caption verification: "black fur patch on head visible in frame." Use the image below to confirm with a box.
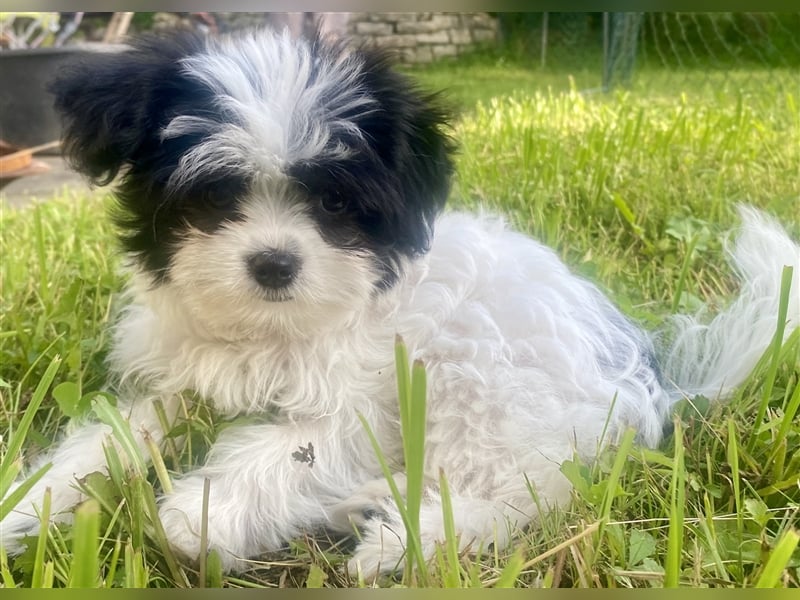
[288,44,456,288]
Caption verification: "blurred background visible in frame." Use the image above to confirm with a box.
[2,11,798,200]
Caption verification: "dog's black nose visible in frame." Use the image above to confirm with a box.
[247,250,301,290]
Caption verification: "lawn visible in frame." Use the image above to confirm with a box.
[1,50,798,588]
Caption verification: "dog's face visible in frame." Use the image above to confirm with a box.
[51,29,454,338]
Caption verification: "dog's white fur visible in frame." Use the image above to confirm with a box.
[2,27,798,581]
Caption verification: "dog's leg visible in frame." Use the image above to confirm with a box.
[156,417,369,572]
[345,487,551,581]
[1,392,181,554]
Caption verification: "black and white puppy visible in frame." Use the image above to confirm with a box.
[2,28,798,578]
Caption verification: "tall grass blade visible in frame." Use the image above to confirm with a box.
[31,487,52,588]
[726,417,743,567]
[206,550,224,588]
[747,266,793,453]
[198,477,211,588]
[492,549,524,588]
[0,462,51,521]
[754,528,799,588]
[33,204,50,305]
[395,334,412,436]
[42,562,54,588]
[124,542,148,588]
[671,235,699,314]
[139,479,188,586]
[390,335,430,584]
[1,355,61,497]
[67,499,100,588]
[774,377,800,455]
[1,545,17,588]
[357,413,416,576]
[598,427,636,539]
[92,396,147,477]
[664,418,685,588]
[403,359,428,574]
[104,538,122,589]
[144,430,173,494]
[438,468,462,588]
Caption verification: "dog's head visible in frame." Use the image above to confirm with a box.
[50,28,455,338]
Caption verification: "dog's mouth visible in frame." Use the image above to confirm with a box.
[259,291,295,303]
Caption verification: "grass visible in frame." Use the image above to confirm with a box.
[1,51,799,588]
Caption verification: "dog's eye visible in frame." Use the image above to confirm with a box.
[203,191,235,211]
[320,193,347,215]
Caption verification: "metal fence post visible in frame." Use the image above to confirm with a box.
[603,12,644,91]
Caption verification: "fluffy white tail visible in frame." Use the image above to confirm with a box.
[662,205,799,402]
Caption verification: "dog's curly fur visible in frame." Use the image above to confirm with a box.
[2,27,798,579]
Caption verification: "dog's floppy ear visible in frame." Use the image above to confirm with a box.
[331,44,456,256]
[49,32,207,186]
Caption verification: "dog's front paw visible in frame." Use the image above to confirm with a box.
[157,477,250,573]
[331,473,407,533]
[347,514,409,581]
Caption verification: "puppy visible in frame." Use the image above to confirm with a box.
[2,27,798,579]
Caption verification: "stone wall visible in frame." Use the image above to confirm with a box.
[343,13,499,63]
[83,12,500,64]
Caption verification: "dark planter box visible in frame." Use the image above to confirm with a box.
[0,45,117,151]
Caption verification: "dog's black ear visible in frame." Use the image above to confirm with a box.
[354,46,457,254]
[48,32,207,186]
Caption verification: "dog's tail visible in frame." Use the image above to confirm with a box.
[660,205,799,404]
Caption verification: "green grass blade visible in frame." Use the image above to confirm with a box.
[206,550,224,588]
[101,436,127,491]
[726,417,743,567]
[747,266,793,453]
[67,499,100,588]
[124,541,149,588]
[697,494,730,582]
[33,204,51,305]
[598,427,636,538]
[395,334,412,434]
[379,335,430,584]
[1,355,61,496]
[438,468,462,588]
[130,478,146,553]
[0,462,51,521]
[492,549,524,588]
[671,235,699,314]
[357,412,424,579]
[198,476,211,588]
[754,528,799,588]
[305,563,327,588]
[0,460,21,500]
[403,359,428,573]
[664,418,686,588]
[144,430,173,494]
[774,377,800,453]
[92,396,147,478]
[42,561,54,588]
[31,486,52,588]
[104,537,122,589]
[138,478,188,586]
[0,545,17,587]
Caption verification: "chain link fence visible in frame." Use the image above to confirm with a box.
[3,12,797,97]
[497,12,800,93]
